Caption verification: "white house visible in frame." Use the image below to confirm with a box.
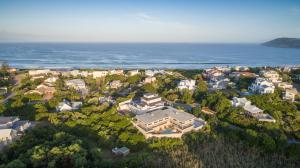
[231,97,251,107]
[109,69,124,75]
[56,100,82,112]
[65,79,86,90]
[260,70,282,83]
[44,77,58,86]
[233,66,249,71]
[0,129,17,143]
[231,97,276,123]
[143,77,156,84]
[112,147,130,156]
[208,78,230,90]
[0,87,8,95]
[28,69,51,76]
[249,78,275,94]
[0,117,31,131]
[118,99,132,111]
[145,70,164,77]
[177,80,196,90]
[129,93,165,115]
[283,88,297,102]
[276,82,293,90]
[109,80,122,89]
[128,70,139,76]
[92,71,108,79]
[133,107,206,138]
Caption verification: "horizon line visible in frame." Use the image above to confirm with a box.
[0,41,261,44]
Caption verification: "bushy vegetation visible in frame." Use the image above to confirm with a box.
[0,67,299,167]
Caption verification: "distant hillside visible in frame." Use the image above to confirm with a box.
[262,38,300,49]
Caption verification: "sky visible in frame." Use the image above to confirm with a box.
[0,0,299,43]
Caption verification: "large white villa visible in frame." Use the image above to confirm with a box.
[130,93,165,115]
[248,78,275,94]
[118,93,165,115]
[133,107,206,138]
[231,97,276,123]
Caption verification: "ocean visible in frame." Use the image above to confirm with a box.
[0,43,299,69]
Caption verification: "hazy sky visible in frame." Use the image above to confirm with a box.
[0,0,299,43]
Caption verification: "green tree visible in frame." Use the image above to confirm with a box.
[181,89,193,104]
[5,159,26,168]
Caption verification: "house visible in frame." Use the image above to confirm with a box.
[109,69,124,75]
[56,99,82,112]
[208,78,230,90]
[30,75,45,81]
[203,69,224,79]
[231,97,276,123]
[282,67,291,73]
[28,69,51,76]
[233,66,249,71]
[44,77,58,86]
[145,70,155,77]
[99,96,115,105]
[109,80,122,89]
[66,79,86,90]
[118,99,132,112]
[128,70,139,76]
[70,70,80,77]
[143,77,156,84]
[276,82,293,90]
[231,97,251,107]
[177,80,196,90]
[145,69,164,77]
[79,71,90,77]
[0,117,19,129]
[248,78,275,94]
[92,71,108,79]
[229,71,257,79]
[11,120,31,132]
[7,68,17,73]
[68,70,90,77]
[0,116,32,133]
[283,88,298,102]
[112,147,130,156]
[129,93,165,115]
[0,129,17,143]
[0,87,7,96]
[0,117,31,149]
[26,84,56,100]
[260,70,282,83]
[243,104,264,117]
[133,107,206,138]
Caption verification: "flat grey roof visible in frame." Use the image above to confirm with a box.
[136,107,195,124]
